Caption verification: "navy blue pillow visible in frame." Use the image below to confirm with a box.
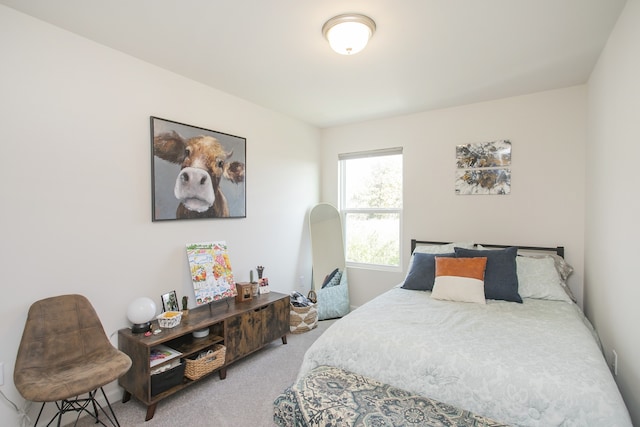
[322,268,340,288]
[453,246,522,303]
[402,253,455,291]
[323,270,342,288]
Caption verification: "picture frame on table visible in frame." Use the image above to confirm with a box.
[161,290,180,312]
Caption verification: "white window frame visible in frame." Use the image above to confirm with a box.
[339,147,403,272]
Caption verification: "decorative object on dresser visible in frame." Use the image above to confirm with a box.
[235,282,253,303]
[118,292,290,421]
[257,265,270,294]
[126,296,157,334]
[259,277,270,294]
[181,295,189,317]
[186,241,237,305]
[251,282,259,297]
[156,311,182,328]
[161,290,179,312]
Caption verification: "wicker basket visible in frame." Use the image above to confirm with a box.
[184,344,226,380]
[290,303,318,334]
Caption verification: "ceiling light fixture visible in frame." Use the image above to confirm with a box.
[322,14,376,55]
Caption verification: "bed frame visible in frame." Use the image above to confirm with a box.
[410,239,564,258]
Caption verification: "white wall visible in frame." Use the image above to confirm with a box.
[3,2,637,425]
[320,86,587,308]
[0,6,319,425]
[586,0,640,424]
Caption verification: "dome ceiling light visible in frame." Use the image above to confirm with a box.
[322,13,376,55]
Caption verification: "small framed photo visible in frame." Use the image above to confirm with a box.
[161,291,180,312]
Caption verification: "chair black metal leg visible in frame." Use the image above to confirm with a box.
[33,402,46,427]
[55,400,63,427]
[33,389,122,427]
[90,390,100,422]
[98,387,121,427]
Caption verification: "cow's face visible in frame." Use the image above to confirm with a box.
[154,131,245,217]
[175,136,231,212]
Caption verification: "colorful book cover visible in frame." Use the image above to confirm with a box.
[186,241,237,305]
[150,344,182,367]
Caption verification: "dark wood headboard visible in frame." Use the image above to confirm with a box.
[410,239,564,258]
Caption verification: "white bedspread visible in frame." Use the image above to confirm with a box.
[298,287,631,426]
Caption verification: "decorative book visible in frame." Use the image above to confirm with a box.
[186,241,237,305]
[150,344,182,368]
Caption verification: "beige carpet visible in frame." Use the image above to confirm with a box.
[68,319,335,427]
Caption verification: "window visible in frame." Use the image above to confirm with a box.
[339,148,403,269]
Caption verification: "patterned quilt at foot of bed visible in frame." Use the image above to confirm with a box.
[273,365,508,427]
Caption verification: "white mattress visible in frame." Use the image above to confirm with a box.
[298,287,631,426]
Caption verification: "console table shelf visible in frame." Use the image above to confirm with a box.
[118,292,290,421]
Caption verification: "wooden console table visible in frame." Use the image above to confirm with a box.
[118,292,290,421]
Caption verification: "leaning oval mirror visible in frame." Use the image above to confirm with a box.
[309,203,350,319]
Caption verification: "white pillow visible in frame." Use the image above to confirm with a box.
[413,242,475,254]
[431,256,487,304]
[517,256,572,303]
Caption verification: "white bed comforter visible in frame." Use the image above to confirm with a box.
[298,287,631,426]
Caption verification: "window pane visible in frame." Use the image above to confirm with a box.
[344,155,402,209]
[344,212,400,266]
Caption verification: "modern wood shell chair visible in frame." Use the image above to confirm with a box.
[14,294,132,427]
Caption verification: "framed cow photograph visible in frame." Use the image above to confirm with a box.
[151,117,246,221]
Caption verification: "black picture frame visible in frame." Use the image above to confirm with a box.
[161,290,180,312]
[151,116,246,221]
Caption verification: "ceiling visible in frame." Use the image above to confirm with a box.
[0,0,627,128]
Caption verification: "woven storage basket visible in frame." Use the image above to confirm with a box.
[290,303,318,334]
[184,344,226,380]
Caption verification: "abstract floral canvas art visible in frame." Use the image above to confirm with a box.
[455,140,511,195]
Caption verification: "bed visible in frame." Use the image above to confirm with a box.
[295,240,632,426]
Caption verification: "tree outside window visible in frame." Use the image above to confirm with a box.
[339,148,402,268]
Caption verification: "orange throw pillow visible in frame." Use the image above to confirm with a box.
[431,257,487,304]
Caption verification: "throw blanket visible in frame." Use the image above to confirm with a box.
[274,365,507,427]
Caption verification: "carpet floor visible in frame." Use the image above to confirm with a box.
[68,319,335,427]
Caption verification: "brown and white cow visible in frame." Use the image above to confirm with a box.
[154,131,245,218]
